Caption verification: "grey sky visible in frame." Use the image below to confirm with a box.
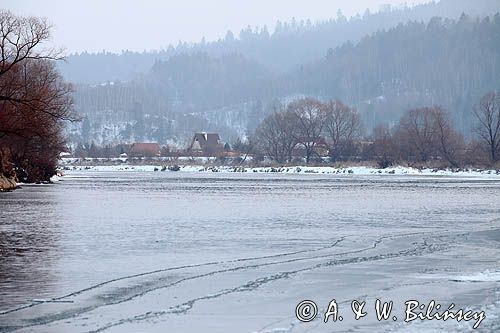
[3,0,431,54]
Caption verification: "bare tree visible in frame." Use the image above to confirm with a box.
[431,107,464,167]
[288,97,325,164]
[254,104,297,163]
[323,100,361,161]
[0,11,74,182]
[473,92,500,162]
[1,60,73,133]
[395,107,436,163]
[395,106,464,166]
[371,124,397,168]
[0,11,64,103]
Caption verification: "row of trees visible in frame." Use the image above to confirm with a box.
[66,93,500,170]
[0,11,74,183]
[255,98,360,163]
[253,93,500,167]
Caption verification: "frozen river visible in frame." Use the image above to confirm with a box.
[1,171,500,332]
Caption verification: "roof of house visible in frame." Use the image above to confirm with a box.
[191,132,221,150]
[194,132,219,144]
[129,143,161,155]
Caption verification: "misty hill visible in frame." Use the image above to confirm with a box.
[150,53,274,109]
[71,53,271,144]
[70,12,500,146]
[60,0,500,85]
[291,13,500,131]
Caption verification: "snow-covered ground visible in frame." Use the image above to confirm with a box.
[59,163,500,178]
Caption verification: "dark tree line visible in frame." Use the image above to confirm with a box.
[0,11,74,183]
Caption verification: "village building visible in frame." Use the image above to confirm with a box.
[128,143,161,157]
[188,132,223,155]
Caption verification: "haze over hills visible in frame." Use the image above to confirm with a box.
[291,14,500,131]
[60,0,499,84]
[65,0,500,147]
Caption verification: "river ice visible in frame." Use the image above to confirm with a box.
[0,171,499,332]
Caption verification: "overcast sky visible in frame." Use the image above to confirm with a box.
[3,0,431,54]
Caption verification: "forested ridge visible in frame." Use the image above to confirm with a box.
[71,8,500,146]
[292,14,500,130]
[60,0,499,84]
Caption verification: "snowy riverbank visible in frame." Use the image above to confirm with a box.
[60,164,500,177]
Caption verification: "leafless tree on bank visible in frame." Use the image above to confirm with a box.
[396,107,436,163]
[472,92,500,162]
[431,107,464,167]
[288,97,325,163]
[0,11,75,181]
[254,104,297,163]
[395,106,464,166]
[371,124,397,168]
[323,100,361,161]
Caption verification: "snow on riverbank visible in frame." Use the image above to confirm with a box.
[60,164,500,177]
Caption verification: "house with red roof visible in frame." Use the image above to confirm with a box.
[128,143,161,157]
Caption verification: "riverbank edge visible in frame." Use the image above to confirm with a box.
[59,164,500,178]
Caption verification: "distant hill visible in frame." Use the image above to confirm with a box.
[150,53,273,109]
[60,0,500,84]
[67,2,500,146]
[290,13,500,131]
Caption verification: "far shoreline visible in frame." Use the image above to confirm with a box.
[59,164,500,178]
[4,163,500,192]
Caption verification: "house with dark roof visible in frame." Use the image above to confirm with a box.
[128,143,161,157]
[188,132,223,155]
